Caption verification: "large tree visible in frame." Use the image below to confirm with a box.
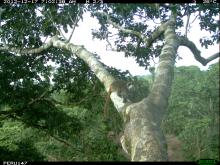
[0,3,219,161]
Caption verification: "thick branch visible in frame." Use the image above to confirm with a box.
[100,12,169,48]
[0,36,55,54]
[178,36,219,66]
[1,36,115,92]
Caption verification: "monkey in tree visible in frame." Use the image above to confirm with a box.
[103,80,131,120]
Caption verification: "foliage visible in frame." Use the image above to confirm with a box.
[0,4,87,111]
[89,3,219,68]
[0,120,45,161]
[8,63,218,161]
[162,63,219,160]
[127,76,150,102]
[0,88,129,161]
[0,62,133,161]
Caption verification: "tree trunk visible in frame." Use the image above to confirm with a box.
[1,13,179,161]
[119,17,178,161]
[50,14,178,161]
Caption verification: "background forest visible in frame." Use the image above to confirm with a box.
[0,63,219,161]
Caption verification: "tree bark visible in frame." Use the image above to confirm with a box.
[0,17,178,161]
[118,16,178,161]
[49,16,178,160]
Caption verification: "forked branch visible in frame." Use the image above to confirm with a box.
[178,36,219,66]
[98,12,170,48]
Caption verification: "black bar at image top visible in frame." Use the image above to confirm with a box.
[102,0,196,3]
[68,0,218,3]
[66,0,200,3]
[2,0,219,3]
[102,0,218,3]
[71,0,211,3]
[2,0,217,4]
